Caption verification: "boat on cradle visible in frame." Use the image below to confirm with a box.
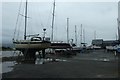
[13,38,51,51]
[13,0,51,51]
[12,0,51,62]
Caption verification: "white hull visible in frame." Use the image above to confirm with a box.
[13,40,51,50]
[15,43,50,49]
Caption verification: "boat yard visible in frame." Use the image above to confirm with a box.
[1,0,120,79]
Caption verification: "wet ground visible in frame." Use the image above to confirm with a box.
[2,49,119,78]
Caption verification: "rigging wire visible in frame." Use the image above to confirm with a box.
[13,0,22,41]
[41,23,44,28]
[31,3,40,35]
[17,1,25,40]
[45,2,53,38]
[29,2,52,37]
[37,6,45,33]
[46,2,53,29]
[38,3,45,29]
[17,14,24,40]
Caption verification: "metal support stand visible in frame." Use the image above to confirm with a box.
[22,49,36,63]
[42,49,45,58]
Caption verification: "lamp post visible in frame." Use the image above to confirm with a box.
[43,28,46,41]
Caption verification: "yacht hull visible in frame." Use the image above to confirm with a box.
[13,41,51,50]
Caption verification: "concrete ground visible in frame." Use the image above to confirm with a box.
[2,49,119,78]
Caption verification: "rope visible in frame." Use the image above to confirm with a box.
[36,5,45,31]
[17,15,23,39]
[17,1,26,40]
[13,0,22,41]
[46,2,53,29]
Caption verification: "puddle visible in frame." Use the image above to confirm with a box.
[93,58,110,62]
[35,58,67,64]
[96,74,103,77]
[2,51,20,57]
[102,59,110,62]
[2,61,16,73]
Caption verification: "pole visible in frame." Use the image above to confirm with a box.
[24,0,27,40]
[80,24,82,47]
[51,0,55,42]
[117,18,120,41]
[43,28,46,41]
[116,33,118,40]
[75,25,77,46]
[83,29,85,43]
[67,18,69,43]
[94,30,96,39]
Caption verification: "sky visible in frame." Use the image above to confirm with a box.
[1,0,119,46]
[0,2,2,46]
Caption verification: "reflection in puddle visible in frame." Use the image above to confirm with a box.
[94,58,110,62]
[35,58,67,64]
[102,59,110,62]
[96,74,103,77]
[2,61,15,73]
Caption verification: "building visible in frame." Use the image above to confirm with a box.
[91,1,120,48]
[92,39,103,46]
[92,39,119,48]
[102,40,119,47]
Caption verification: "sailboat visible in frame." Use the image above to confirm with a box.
[49,0,72,50]
[13,0,51,52]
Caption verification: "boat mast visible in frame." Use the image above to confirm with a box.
[94,30,96,39]
[80,24,82,47]
[67,18,69,43]
[51,0,56,42]
[117,18,120,41]
[75,25,77,46]
[24,0,28,40]
[83,29,85,43]
[116,33,118,40]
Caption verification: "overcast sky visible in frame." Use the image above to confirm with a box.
[1,0,119,46]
